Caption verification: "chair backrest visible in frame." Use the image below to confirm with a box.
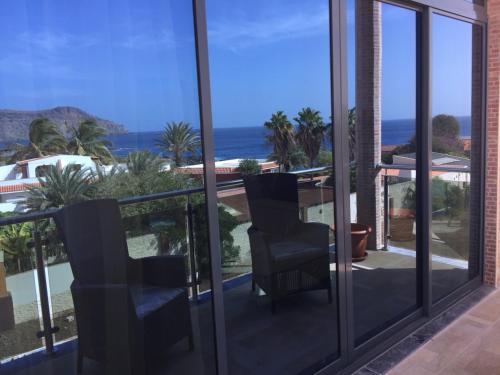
[244,173,300,235]
[54,199,129,284]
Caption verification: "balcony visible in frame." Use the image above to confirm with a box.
[0,0,489,373]
[0,163,479,375]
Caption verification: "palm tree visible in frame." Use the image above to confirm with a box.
[8,118,67,163]
[26,165,95,211]
[295,107,327,169]
[264,111,296,172]
[126,151,163,175]
[155,122,201,167]
[68,119,113,164]
[326,107,357,162]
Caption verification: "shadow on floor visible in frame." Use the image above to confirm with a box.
[4,266,472,375]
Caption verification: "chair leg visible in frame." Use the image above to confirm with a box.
[251,279,256,292]
[188,334,194,351]
[76,349,83,374]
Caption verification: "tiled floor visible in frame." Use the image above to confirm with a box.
[389,288,500,375]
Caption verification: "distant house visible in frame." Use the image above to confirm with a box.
[384,152,471,182]
[176,159,279,183]
[0,155,98,213]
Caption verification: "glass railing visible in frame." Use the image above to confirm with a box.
[0,166,334,363]
[381,163,474,267]
[1,163,475,363]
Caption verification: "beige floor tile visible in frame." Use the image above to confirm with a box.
[390,291,500,375]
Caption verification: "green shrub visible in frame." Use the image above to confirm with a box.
[238,159,261,176]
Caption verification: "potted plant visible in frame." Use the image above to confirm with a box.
[390,183,416,242]
[351,224,372,262]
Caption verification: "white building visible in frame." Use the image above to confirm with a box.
[389,152,471,183]
[0,155,98,213]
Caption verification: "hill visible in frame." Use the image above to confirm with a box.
[0,106,127,142]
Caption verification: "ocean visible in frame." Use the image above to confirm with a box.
[107,117,472,160]
[0,117,471,161]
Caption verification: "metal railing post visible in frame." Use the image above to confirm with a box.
[384,174,389,250]
[186,195,199,302]
[32,220,58,355]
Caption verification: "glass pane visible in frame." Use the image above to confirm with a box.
[0,1,217,374]
[207,0,340,372]
[349,0,419,345]
[0,221,43,361]
[431,15,481,302]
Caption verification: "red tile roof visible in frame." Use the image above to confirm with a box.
[0,182,40,193]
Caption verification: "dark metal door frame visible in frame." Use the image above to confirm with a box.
[191,0,487,373]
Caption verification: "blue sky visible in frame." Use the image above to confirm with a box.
[0,0,473,132]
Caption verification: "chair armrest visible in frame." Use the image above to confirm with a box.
[129,255,188,287]
[295,222,330,251]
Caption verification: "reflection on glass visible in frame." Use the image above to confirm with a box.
[207,0,339,373]
[431,15,481,302]
[350,0,419,345]
[0,222,43,359]
[0,1,216,373]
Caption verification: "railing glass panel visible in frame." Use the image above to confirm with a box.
[0,221,43,361]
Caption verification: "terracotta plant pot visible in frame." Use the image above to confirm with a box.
[351,224,372,262]
[389,208,415,242]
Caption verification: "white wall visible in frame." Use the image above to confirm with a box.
[26,155,96,178]
[0,165,17,181]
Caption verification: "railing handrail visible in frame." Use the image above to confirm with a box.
[0,160,470,227]
[0,165,335,228]
[378,163,471,173]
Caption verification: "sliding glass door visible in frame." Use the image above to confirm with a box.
[205,0,342,373]
[347,0,421,346]
[0,1,486,374]
[431,14,483,303]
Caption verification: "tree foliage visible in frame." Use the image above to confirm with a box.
[264,111,296,172]
[295,107,327,168]
[26,165,95,211]
[326,107,356,161]
[393,114,465,159]
[0,214,33,273]
[126,151,163,176]
[155,122,201,167]
[238,159,261,176]
[8,118,67,163]
[68,119,113,164]
[431,114,464,155]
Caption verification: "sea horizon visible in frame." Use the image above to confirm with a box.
[107,116,472,160]
[0,116,472,161]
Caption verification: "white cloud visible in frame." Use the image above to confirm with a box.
[17,31,98,52]
[119,30,178,49]
[208,5,329,51]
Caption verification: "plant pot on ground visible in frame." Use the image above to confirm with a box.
[389,209,415,242]
[351,224,372,262]
[390,183,416,242]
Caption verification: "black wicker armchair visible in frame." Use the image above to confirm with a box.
[54,199,193,375]
[244,173,332,313]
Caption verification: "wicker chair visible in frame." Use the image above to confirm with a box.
[54,199,193,375]
[244,173,332,313]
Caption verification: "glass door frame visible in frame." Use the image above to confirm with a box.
[191,0,487,373]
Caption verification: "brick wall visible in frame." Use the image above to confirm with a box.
[469,25,482,279]
[485,0,500,286]
[355,0,383,250]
